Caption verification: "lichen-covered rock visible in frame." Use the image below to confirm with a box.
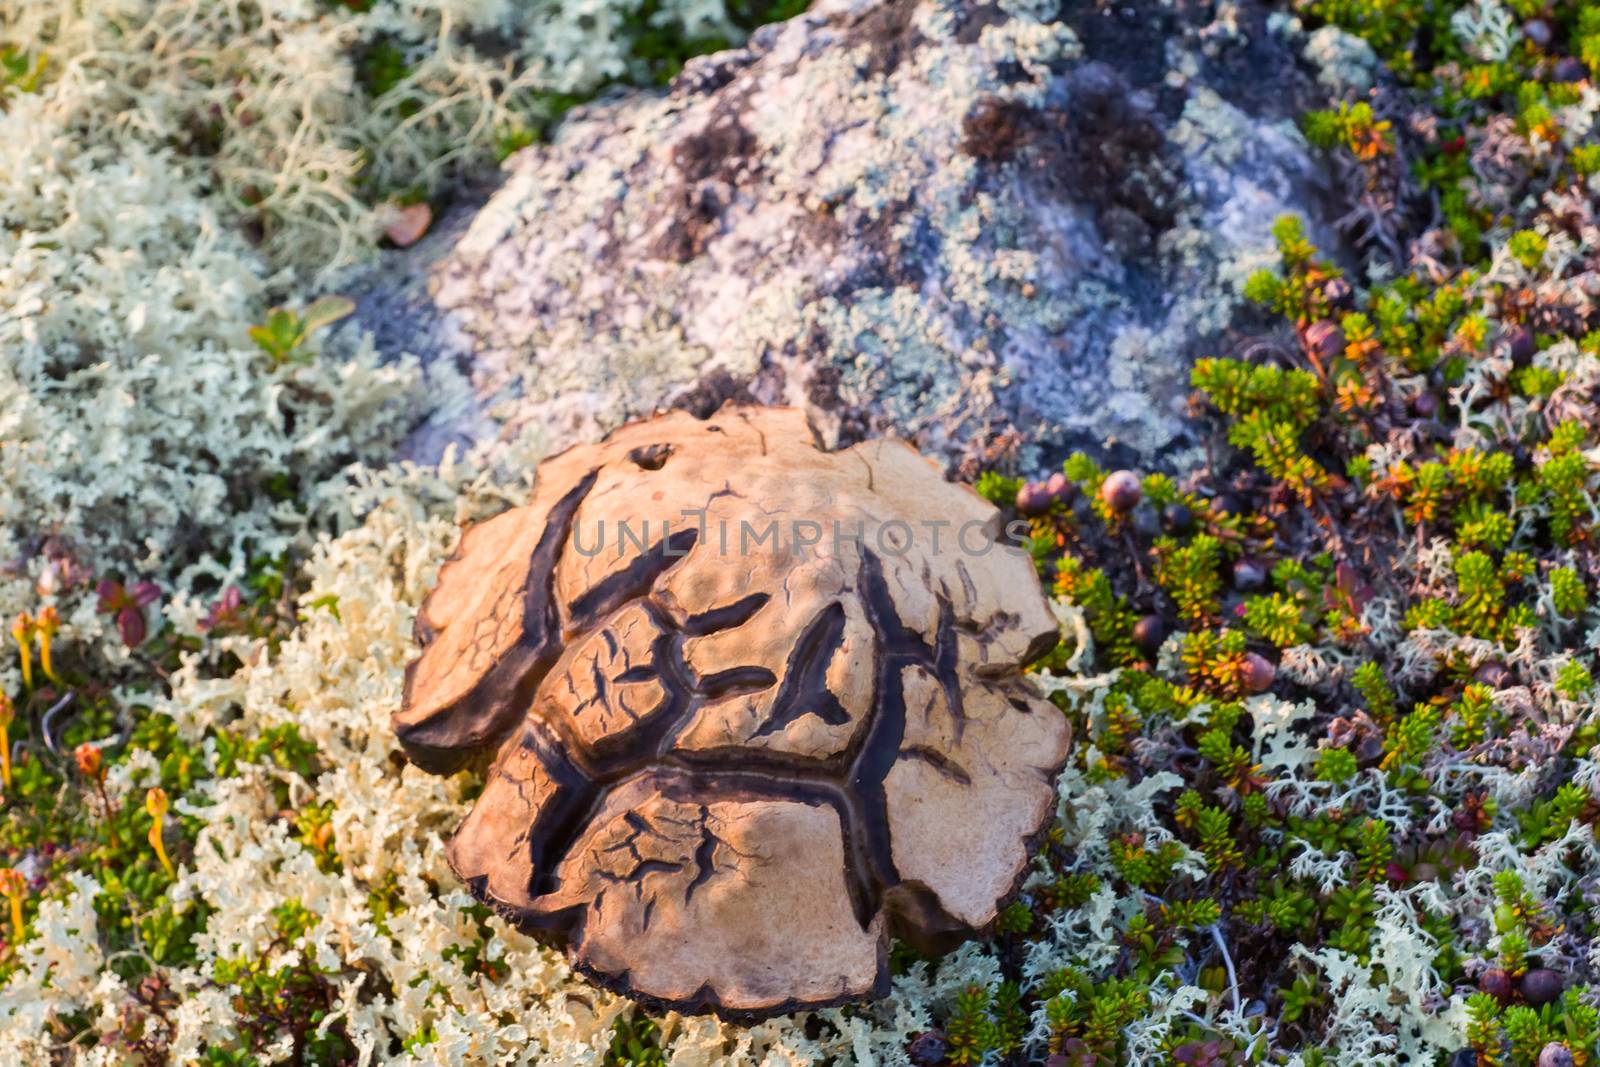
[356,0,1337,472]
[395,406,1070,1018]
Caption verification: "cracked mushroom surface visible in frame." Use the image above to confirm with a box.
[395,406,1070,1018]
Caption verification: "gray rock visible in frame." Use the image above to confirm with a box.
[351,0,1341,474]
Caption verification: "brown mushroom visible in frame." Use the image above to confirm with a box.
[395,407,1070,1019]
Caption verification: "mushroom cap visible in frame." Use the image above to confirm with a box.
[395,407,1070,1019]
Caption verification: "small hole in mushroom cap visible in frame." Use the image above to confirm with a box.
[627,444,674,470]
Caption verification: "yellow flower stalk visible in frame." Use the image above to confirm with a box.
[146,787,174,878]
[0,868,24,949]
[0,694,12,791]
[75,743,118,848]
[10,613,32,691]
[34,606,59,685]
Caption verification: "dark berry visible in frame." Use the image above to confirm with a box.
[1133,615,1167,658]
[1520,968,1564,1006]
[1411,392,1438,419]
[1523,18,1553,49]
[1131,503,1161,540]
[1162,502,1194,535]
[1446,1051,1478,1067]
[1232,557,1268,592]
[1101,470,1143,513]
[1242,652,1276,693]
[908,1030,949,1067]
[1554,56,1588,83]
[1505,325,1536,367]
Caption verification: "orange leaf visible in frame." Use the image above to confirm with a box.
[384,202,432,247]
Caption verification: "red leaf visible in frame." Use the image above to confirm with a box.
[96,579,123,613]
[117,606,146,647]
[199,586,244,634]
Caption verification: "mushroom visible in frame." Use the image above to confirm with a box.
[395,407,1070,1019]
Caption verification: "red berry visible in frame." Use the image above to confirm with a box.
[1100,471,1142,513]
[1480,968,1515,999]
[1045,472,1072,503]
[1015,482,1050,517]
[1242,652,1276,693]
[1305,319,1345,362]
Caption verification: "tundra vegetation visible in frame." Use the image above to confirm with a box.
[2,0,1600,1064]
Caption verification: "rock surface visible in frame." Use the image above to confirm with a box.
[352,0,1340,474]
[394,406,1071,1017]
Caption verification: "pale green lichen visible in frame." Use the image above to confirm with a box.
[1303,25,1380,95]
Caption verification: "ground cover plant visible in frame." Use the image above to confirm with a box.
[4,0,1600,1063]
